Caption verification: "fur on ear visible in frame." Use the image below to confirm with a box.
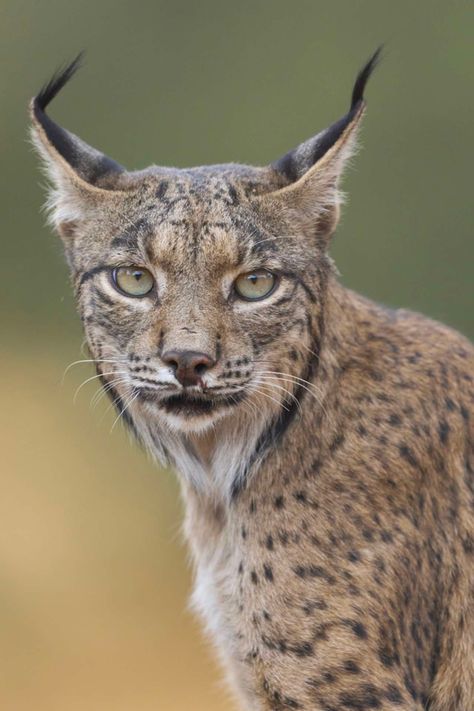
[30,53,128,236]
[264,47,382,239]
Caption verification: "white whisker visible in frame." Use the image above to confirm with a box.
[62,357,126,382]
[110,392,139,433]
[250,384,289,412]
[257,371,324,398]
[73,371,129,404]
[254,377,301,409]
[229,391,259,420]
[256,370,329,419]
[299,341,321,361]
[90,376,130,409]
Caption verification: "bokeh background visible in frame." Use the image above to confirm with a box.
[1,1,473,709]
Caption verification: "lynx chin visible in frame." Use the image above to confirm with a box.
[31,49,473,710]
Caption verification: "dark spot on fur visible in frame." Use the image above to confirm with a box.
[378,644,397,668]
[344,619,368,639]
[330,433,345,452]
[399,444,418,468]
[263,564,274,582]
[294,490,307,503]
[403,673,418,701]
[343,660,361,674]
[155,180,168,199]
[445,397,456,411]
[388,413,402,426]
[385,684,403,703]
[227,184,239,205]
[339,683,381,709]
[293,641,313,657]
[438,420,450,445]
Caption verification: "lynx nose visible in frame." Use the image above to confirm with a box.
[162,350,216,387]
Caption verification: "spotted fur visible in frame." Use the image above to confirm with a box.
[31,51,473,710]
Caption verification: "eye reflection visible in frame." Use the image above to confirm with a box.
[112,266,154,297]
[234,270,276,301]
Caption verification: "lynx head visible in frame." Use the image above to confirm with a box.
[31,50,380,496]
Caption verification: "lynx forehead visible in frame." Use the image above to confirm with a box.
[32,49,473,711]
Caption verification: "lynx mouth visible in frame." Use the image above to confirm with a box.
[138,389,246,416]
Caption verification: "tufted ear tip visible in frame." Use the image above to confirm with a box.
[33,51,85,115]
[272,46,383,184]
[30,54,131,240]
[350,45,383,111]
[261,48,384,242]
[30,53,126,190]
[30,52,85,148]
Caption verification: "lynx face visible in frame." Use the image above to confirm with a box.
[72,169,325,435]
[31,50,380,490]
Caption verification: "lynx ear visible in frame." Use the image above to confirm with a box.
[30,53,128,237]
[263,47,382,239]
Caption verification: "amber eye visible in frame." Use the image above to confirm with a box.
[234,270,276,301]
[112,266,154,297]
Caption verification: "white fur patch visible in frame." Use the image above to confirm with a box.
[132,391,275,501]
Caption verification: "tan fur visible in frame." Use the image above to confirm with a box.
[31,59,473,710]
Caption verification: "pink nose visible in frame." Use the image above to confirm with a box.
[162,350,216,387]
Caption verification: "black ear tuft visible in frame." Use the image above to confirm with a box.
[272,46,383,183]
[31,52,125,187]
[35,52,85,112]
[350,45,383,111]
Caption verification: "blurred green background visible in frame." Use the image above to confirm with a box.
[1,1,472,709]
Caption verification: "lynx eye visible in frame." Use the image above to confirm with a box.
[112,266,154,297]
[234,270,276,301]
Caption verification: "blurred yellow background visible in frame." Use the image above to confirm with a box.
[1,1,473,709]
